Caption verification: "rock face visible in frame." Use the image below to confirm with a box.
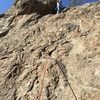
[14,0,56,15]
[0,2,100,100]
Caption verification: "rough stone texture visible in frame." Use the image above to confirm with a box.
[14,0,56,15]
[0,2,100,100]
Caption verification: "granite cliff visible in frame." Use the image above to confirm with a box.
[0,1,100,100]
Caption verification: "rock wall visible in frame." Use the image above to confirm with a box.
[0,2,100,100]
[14,0,56,15]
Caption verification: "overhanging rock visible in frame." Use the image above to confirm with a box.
[14,0,56,15]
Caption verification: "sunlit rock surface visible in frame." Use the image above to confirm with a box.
[0,1,100,100]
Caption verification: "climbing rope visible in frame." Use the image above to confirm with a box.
[38,59,48,100]
[56,60,78,100]
[38,13,62,100]
[38,13,78,100]
[38,14,64,100]
[38,48,50,100]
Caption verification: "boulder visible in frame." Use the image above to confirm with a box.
[14,0,56,15]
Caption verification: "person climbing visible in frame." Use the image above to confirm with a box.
[56,0,62,14]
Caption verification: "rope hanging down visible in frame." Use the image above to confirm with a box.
[38,14,64,100]
[56,60,78,100]
[38,60,48,100]
[38,13,77,100]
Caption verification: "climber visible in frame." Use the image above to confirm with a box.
[56,0,62,14]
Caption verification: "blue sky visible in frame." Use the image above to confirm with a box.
[0,0,14,14]
[0,0,99,14]
[62,0,99,7]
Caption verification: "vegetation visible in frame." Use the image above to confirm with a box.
[68,0,83,7]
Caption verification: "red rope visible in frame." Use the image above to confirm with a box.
[38,14,64,100]
[38,60,48,100]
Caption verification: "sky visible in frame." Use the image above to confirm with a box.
[0,0,99,14]
[0,0,14,14]
[62,0,99,7]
